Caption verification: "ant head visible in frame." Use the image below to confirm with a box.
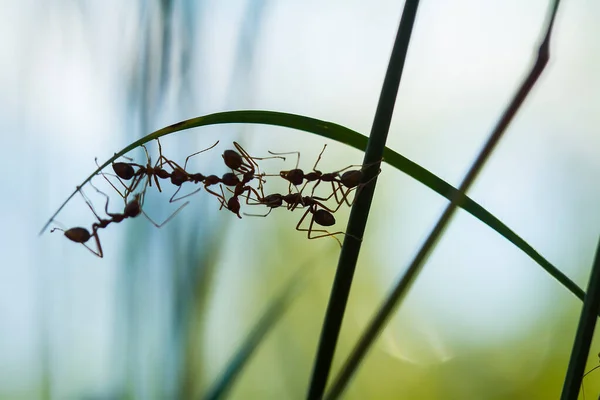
[112,162,136,180]
[63,227,92,244]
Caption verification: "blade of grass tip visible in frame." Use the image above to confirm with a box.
[307,2,421,399]
[325,1,562,398]
[202,257,317,400]
[561,237,600,400]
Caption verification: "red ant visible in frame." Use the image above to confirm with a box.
[215,142,284,218]
[270,144,374,208]
[150,141,221,202]
[222,142,283,175]
[53,175,188,257]
[97,144,170,203]
[101,140,220,203]
[50,185,144,258]
[243,190,347,247]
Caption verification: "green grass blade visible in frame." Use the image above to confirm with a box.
[325,1,562,397]
[561,236,600,400]
[201,264,308,400]
[307,1,421,397]
[40,110,583,307]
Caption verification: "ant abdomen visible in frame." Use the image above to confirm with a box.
[63,227,92,243]
[223,150,243,170]
[314,209,336,227]
[340,170,363,188]
[113,162,136,180]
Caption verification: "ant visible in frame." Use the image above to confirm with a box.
[53,176,188,257]
[50,185,144,258]
[222,142,284,176]
[270,144,376,208]
[100,140,220,203]
[243,190,348,247]
[97,142,171,202]
[215,142,284,218]
[151,141,221,202]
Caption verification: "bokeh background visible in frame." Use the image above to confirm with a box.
[2,0,600,398]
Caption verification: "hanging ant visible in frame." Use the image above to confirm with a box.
[53,174,189,257]
[243,190,348,247]
[50,185,144,258]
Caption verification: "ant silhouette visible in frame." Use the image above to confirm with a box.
[215,142,285,218]
[52,177,188,257]
[269,144,379,208]
[99,140,220,203]
[51,185,143,258]
[243,189,348,247]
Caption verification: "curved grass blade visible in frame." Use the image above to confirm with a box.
[202,261,311,400]
[40,110,584,308]
[325,1,563,397]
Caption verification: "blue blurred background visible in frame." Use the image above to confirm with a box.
[1,0,599,398]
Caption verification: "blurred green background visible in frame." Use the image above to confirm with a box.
[1,0,599,399]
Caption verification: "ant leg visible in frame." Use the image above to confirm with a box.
[94,157,130,199]
[204,185,228,205]
[142,201,189,228]
[89,227,104,258]
[312,144,327,171]
[243,207,276,218]
[86,180,121,216]
[233,142,286,173]
[295,207,342,247]
[76,185,106,222]
[268,150,300,169]
[182,140,220,170]
[169,185,202,203]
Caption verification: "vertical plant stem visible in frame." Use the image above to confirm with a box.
[561,237,600,400]
[306,2,421,399]
[325,1,562,398]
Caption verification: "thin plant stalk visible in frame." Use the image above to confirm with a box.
[306,1,421,398]
[561,237,600,400]
[325,1,562,398]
